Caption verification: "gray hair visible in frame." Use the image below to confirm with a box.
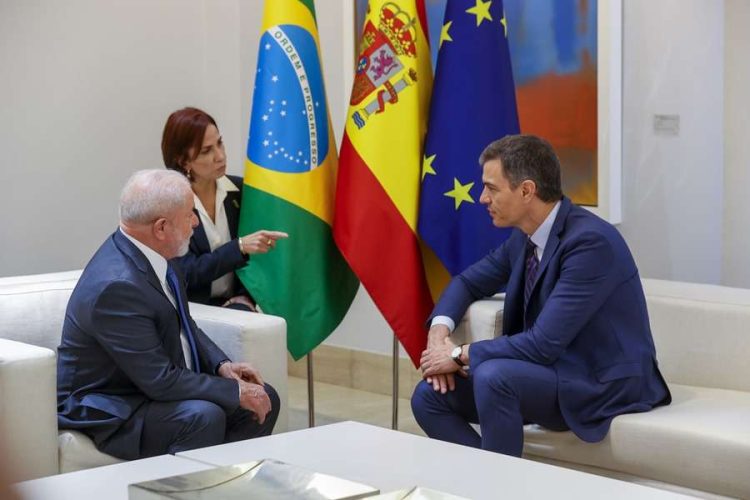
[119,169,192,224]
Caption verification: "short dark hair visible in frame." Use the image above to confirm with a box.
[161,107,218,176]
[479,134,563,202]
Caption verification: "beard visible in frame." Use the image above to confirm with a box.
[176,238,191,257]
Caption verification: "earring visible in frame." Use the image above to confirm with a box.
[186,169,193,181]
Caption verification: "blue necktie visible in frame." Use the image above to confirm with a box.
[166,265,200,371]
[524,238,539,308]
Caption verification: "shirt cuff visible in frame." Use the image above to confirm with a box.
[431,315,455,333]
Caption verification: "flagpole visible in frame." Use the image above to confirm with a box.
[392,335,399,430]
[307,352,315,427]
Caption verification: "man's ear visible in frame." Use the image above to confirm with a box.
[152,217,168,241]
[521,179,537,200]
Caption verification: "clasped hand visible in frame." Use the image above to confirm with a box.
[420,326,468,394]
[218,362,271,423]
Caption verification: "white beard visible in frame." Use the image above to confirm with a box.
[176,238,190,257]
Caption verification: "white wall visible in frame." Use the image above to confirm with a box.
[722,0,750,287]
[0,0,255,276]
[0,0,742,358]
[617,0,724,285]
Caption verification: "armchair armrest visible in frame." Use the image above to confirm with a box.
[452,294,505,345]
[0,339,58,480]
[189,303,288,433]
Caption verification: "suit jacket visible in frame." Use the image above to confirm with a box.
[57,230,239,459]
[172,175,249,305]
[433,197,671,442]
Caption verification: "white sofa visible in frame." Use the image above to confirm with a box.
[453,279,750,499]
[0,270,288,481]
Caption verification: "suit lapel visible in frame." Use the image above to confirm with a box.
[503,234,528,335]
[113,230,168,299]
[537,197,570,274]
[112,230,189,370]
[224,191,241,239]
[527,197,571,301]
[190,208,211,254]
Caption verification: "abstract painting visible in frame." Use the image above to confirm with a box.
[355,0,607,208]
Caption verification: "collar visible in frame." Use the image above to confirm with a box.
[119,227,168,284]
[529,201,561,254]
[193,176,238,218]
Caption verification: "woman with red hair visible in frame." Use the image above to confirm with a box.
[162,107,287,311]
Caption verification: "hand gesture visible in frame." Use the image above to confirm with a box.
[239,230,289,255]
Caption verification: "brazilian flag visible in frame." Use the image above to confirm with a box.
[238,0,358,359]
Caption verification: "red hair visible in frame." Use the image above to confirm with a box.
[161,107,218,176]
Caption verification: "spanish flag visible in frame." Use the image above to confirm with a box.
[238,0,358,360]
[334,0,434,366]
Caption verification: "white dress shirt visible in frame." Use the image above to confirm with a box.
[193,176,239,299]
[432,201,562,333]
[119,228,194,370]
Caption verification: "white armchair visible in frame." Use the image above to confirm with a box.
[455,280,750,498]
[0,270,287,481]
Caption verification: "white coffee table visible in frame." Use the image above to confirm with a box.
[177,421,689,499]
[13,455,214,500]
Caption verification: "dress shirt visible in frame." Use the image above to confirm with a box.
[432,200,562,333]
[119,228,194,370]
[193,176,239,299]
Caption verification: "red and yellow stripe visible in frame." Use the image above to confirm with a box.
[334,0,434,366]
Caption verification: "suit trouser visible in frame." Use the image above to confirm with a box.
[97,383,280,459]
[411,359,568,456]
[139,382,280,457]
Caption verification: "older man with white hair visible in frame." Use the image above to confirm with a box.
[57,169,279,460]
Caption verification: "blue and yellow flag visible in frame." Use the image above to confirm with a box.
[238,0,358,360]
[418,0,519,278]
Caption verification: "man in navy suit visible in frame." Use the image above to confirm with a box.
[57,169,279,460]
[412,135,670,457]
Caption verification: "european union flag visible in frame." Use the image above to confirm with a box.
[418,0,519,276]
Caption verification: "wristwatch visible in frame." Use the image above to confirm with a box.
[451,344,466,367]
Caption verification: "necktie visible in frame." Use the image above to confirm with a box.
[166,265,200,371]
[524,238,539,308]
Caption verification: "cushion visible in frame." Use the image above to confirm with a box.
[453,294,504,344]
[0,339,58,480]
[523,384,750,498]
[643,279,750,392]
[0,278,78,351]
[58,430,123,474]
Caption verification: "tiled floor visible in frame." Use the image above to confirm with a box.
[287,376,425,436]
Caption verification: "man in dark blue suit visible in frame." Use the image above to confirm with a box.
[412,135,670,457]
[57,169,279,460]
